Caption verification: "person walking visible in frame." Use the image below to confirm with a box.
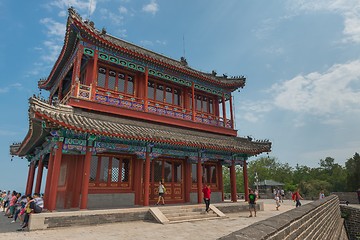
[156,180,166,205]
[248,189,257,217]
[319,190,325,200]
[202,184,211,213]
[292,188,303,207]
[275,193,281,210]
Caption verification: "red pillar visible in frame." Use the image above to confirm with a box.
[34,157,44,194]
[229,93,234,129]
[222,93,227,127]
[25,162,36,195]
[44,150,54,209]
[192,82,196,121]
[243,159,249,202]
[184,160,191,202]
[144,67,149,112]
[91,50,98,100]
[80,147,92,209]
[48,142,63,211]
[230,160,237,202]
[217,162,224,201]
[197,154,203,204]
[143,148,151,206]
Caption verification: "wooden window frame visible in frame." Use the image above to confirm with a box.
[96,63,136,96]
[148,78,182,107]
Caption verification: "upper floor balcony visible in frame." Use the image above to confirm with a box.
[60,81,235,136]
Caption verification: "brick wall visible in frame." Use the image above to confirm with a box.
[340,205,360,240]
[219,195,349,240]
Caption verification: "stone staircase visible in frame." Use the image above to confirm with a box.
[149,204,226,224]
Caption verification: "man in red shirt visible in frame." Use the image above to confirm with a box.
[202,184,211,213]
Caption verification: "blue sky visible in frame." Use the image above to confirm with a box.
[1,0,360,192]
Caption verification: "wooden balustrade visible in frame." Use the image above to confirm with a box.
[66,85,233,129]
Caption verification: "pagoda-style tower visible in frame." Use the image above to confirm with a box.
[10,8,271,210]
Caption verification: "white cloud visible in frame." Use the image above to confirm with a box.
[42,41,62,62]
[47,0,97,16]
[40,18,66,38]
[288,0,360,44]
[140,40,153,46]
[236,100,273,123]
[0,87,9,93]
[0,83,23,94]
[142,0,159,15]
[100,8,124,25]
[119,6,128,14]
[272,60,360,116]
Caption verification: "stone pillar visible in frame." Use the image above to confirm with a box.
[80,146,92,209]
[34,156,44,194]
[48,141,63,211]
[230,160,237,202]
[243,159,249,202]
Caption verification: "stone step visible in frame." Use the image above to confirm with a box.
[160,207,204,214]
[163,210,210,218]
[167,212,218,222]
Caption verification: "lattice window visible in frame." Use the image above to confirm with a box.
[97,67,106,88]
[211,166,217,184]
[90,156,98,182]
[164,161,172,182]
[118,73,125,92]
[148,81,155,100]
[127,75,134,94]
[156,84,164,102]
[121,158,130,182]
[111,157,120,182]
[108,70,116,90]
[153,160,162,182]
[99,157,109,182]
[174,162,182,183]
[191,163,197,183]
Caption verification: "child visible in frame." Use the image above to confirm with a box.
[275,194,281,210]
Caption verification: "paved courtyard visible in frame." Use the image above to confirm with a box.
[0,199,311,239]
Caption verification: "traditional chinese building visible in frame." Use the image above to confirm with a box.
[10,8,271,211]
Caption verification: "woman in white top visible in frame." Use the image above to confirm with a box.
[156,181,166,205]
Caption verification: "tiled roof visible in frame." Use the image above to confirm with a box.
[69,8,245,89]
[13,97,271,156]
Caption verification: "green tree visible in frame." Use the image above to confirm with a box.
[345,153,360,191]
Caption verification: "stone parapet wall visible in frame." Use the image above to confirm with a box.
[219,195,349,240]
[332,192,359,204]
[340,205,360,240]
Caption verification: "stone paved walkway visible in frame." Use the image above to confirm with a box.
[0,199,311,239]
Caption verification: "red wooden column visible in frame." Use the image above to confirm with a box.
[184,159,191,202]
[191,82,196,121]
[197,153,203,204]
[48,141,63,211]
[80,146,92,209]
[230,160,237,202]
[229,93,234,129]
[90,50,98,100]
[222,93,227,127]
[25,162,36,195]
[217,162,224,201]
[44,150,54,209]
[144,67,149,112]
[243,159,249,202]
[143,146,151,206]
[34,157,44,194]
